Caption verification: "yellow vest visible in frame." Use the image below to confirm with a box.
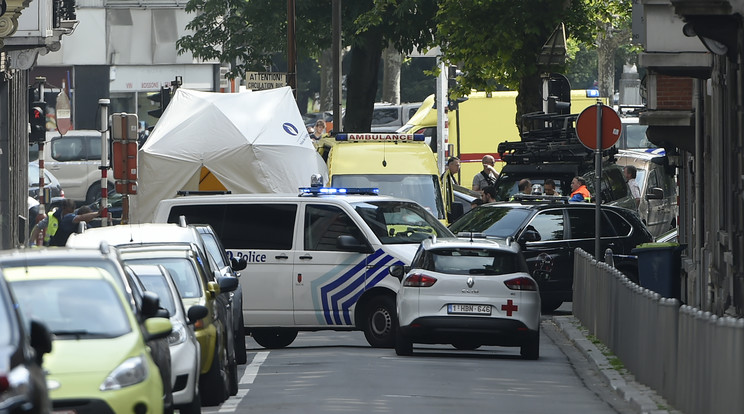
[43,208,60,243]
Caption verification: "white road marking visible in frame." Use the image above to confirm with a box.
[214,352,269,413]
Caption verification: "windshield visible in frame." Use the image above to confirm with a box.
[200,233,228,268]
[124,257,202,298]
[333,174,445,220]
[495,176,568,200]
[136,273,177,316]
[11,278,131,338]
[449,206,533,238]
[623,124,653,149]
[352,200,453,244]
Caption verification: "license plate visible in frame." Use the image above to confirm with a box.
[448,304,492,315]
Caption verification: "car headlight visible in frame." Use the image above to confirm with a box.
[168,321,187,346]
[100,355,148,391]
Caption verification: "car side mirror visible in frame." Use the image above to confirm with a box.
[144,317,173,341]
[231,256,248,271]
[29,320,52,365]
[388,265,410,281]
[646,187,664,200]
[140,291,160,319]
[217,275,239,293]
[519,228,541,243]
[337,235,374,254]
[187,305,209,325]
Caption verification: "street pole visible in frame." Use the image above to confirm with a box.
[287,0,297,100]
[99,99,110,227]
[332,0,342,133]
[35,78,46,246]
[595,102,602,259]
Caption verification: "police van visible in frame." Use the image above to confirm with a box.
[152,187,454,349]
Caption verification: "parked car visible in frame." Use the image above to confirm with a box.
[370,102,422,133]
[0,269,52,414]
[5,265,171,414]
[614,149,678,239]
[42,130,115,204]
[127,264,207,414]
[66,222,242,394]
[449,196,654,311]
[28,161,64,201]
[191,223,247,364]
[392,236,541,359]
[0,246,175,413]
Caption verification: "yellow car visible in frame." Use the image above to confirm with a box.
[5,265,172,414]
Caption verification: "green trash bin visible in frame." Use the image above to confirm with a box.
[631,242,686,299]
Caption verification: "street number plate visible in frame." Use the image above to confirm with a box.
[448,304,492,315]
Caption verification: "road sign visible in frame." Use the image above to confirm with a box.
[56,88,71,135]
[245,72,287,90]
[576,104,621,150]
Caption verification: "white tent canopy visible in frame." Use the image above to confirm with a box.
[130,86,328,222]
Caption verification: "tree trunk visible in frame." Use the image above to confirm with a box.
[596,24,629,100]
[515,73,544,135]
[381,43,401,104]
[319,48,334,112]
[344,28,383,132]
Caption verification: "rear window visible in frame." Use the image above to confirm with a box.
[372,108,399,125]
[416,248,522,275]
[449,206,532,238]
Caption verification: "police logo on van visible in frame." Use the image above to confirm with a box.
[282,123,299,136]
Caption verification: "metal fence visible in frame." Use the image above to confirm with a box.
[573,248,744,414]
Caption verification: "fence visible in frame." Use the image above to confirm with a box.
[573,248,744,414]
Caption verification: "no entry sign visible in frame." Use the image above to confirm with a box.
[576,104,621,150]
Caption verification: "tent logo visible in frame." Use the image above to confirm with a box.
[282,123,299,136]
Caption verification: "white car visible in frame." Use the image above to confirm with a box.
[393,236,541,359]
[126,264,206,414]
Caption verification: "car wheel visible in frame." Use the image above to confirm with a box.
[540,299,563,313]
[520,331,540,360]
[199,343,229,406]
[362,296,397,348]
[177,392,201,414]
[235,316,247,365]
[394,328,413,356]
[452,342,481,351]
[251,328,298,349]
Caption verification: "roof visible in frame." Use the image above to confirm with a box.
[155,192,398,208]
[67,223,200,248]
[3,265,114,282]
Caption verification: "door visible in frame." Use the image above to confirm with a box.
[644,168,666,236]
[293,203,371,326]
[519,209,573,296]
[566,208,619,258]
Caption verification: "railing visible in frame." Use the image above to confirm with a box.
[573,248,744,414]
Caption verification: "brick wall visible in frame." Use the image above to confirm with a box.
[656,75,693,110]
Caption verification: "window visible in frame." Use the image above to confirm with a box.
[567,208,615,239]
[304,204,361,251]
[372,108,399,125]
[430,248,518,275]
[51,137,85,161]
[526,210,564,241]
[168,203,297,250]
[605,210,632,236]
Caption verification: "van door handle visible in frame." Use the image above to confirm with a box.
[299,254,313,260]
[275,254,288,260]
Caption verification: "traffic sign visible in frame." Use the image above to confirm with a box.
[56,88,71,135]
[576,104,621,150]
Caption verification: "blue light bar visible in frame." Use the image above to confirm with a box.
[586,89,600,98]
[335,133,425,142]
[299,187,380,196]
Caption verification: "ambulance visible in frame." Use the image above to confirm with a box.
[398,90,607,189]
[325,133,461,223]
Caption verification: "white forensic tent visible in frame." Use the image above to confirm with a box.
[130,86,328,222]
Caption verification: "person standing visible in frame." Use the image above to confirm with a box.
[569,176,591,202]
[482,185,497,203]
[441,156,461,222]
[543,179,559,196]
[518,178,532,195]
[312,120,327,141]
[30,199,100,246]
[472,155,498,192]
[624,165,641,206]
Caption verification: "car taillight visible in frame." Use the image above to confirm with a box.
[403,273,437,287]
[194,319,205,330]
[504,277,537,291]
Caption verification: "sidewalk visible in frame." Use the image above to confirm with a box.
[546,315,683,414]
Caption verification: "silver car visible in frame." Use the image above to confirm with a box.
[126,264,207,414]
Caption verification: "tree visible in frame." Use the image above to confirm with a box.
[434,0,594,126]
[177,0,438,132]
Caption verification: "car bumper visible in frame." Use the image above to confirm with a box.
[399,316,538,347]
[169,339,200,405]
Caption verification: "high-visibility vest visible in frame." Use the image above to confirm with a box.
[43,208,60,244]
[570,186,591,202]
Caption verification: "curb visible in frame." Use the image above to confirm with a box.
[550,315,678,414]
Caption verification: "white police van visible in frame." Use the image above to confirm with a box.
[153,187,454,349]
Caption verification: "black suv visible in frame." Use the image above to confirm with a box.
[449,196,653,311]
